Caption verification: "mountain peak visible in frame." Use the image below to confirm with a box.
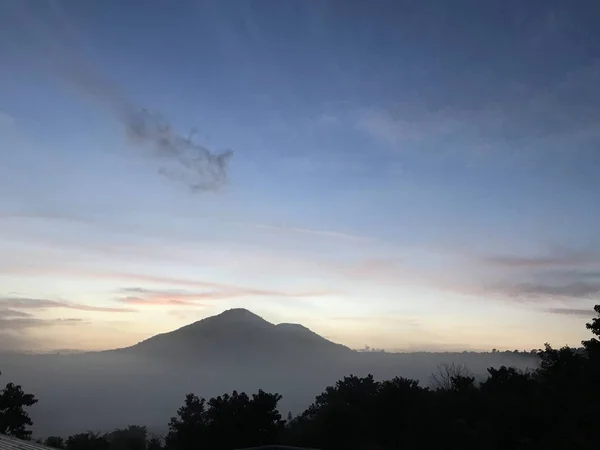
[209,308,271,324]
[121,307,352,362]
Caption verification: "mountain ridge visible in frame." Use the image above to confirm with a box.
[114,308,353,363]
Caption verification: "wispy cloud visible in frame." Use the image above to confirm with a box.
[494,281,600,300]
[0,296,137,313]
[356,106,471,147]
[546,307,596,317]
[9,0,233,193]
[120,297,199,306]
[0,307,86,331]
[0,308,32,318]
[251,223,370,242]
[117,287,214,306]
[0,110,16,128]
[479,251,598,269]
[355,59,600,164]
[0,317,85,330]
[115,283,334,308]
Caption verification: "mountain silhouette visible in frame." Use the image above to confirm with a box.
[115,308,352,365]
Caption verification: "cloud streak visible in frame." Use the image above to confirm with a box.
[479,251,598,269]
[115,283,334,307]
[495,281,600,300]
[0,308,86,334]
[546,307,597,317]
[0,296,137,313]
[251,223,371,242]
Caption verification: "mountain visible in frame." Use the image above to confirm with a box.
[115,308,353,364]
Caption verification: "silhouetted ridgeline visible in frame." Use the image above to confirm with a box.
[112,309,352,365]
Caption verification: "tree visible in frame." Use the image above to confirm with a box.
[105,425,147,450]
[165,394,207,450]
[146,435,163,450]
[0,371,38,439]
[166,389,284,450]
[45,436,66,449]
[66,432,109,450]
[429,362,473,391]
[583,304,600,357]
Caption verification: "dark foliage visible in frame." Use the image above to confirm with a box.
[45,436,66,449]
[0,371,38,439]
[166,389,284,450]
[66,432,110,450]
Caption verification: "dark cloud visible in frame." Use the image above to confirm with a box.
[546,307,596,317]
[485,279,600,300]
[0,296,137,313]
[9,0,233,192]
[0,307,86,352]
[478,250,598,269]
[0,316,83,330]
[0,308,32,318]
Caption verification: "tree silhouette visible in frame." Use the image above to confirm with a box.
[45,436,66,449]
[105,425,148,450]
[166,389,283,450]
[429,362,473,391]
[146,435,164,450]
[0,371,38,439]
[66,432,110,450]
[165,394,207,450]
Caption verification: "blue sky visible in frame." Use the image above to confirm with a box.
[1,0,599,352]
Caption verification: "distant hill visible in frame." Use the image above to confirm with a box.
[113,308,353,364]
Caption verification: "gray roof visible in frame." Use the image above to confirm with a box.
[0,435,52,450]
[234,447,320,450]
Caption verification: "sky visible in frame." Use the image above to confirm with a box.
[1,0,599,353]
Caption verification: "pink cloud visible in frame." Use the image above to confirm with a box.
[0,266,337,299]
[0,296,136,313]
[119,296,199,306]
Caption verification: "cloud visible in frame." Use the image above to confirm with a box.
[120,297,197,306]
[496,281,600,300]
[250,223,370,242]
[117,287,211,306]
[331,315,421,328]
[0,110,16,128]
[546,307,596,317]
[0,305,87,352]
[0,316,84,330]
[479,251,598,269]
[9,0,233,192]
[115,283,333,308]
[0,307,86,336]
[356,106,469,147]
[0,296,137,313]
[0,309,32,318]
[99,273,335,299]
[354,58,600,165]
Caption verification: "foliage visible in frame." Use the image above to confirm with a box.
[0,371,38,439]
[105,426,148,450]
[166,389,284,450]
[45,436,66,449]
[66,432,110,450]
